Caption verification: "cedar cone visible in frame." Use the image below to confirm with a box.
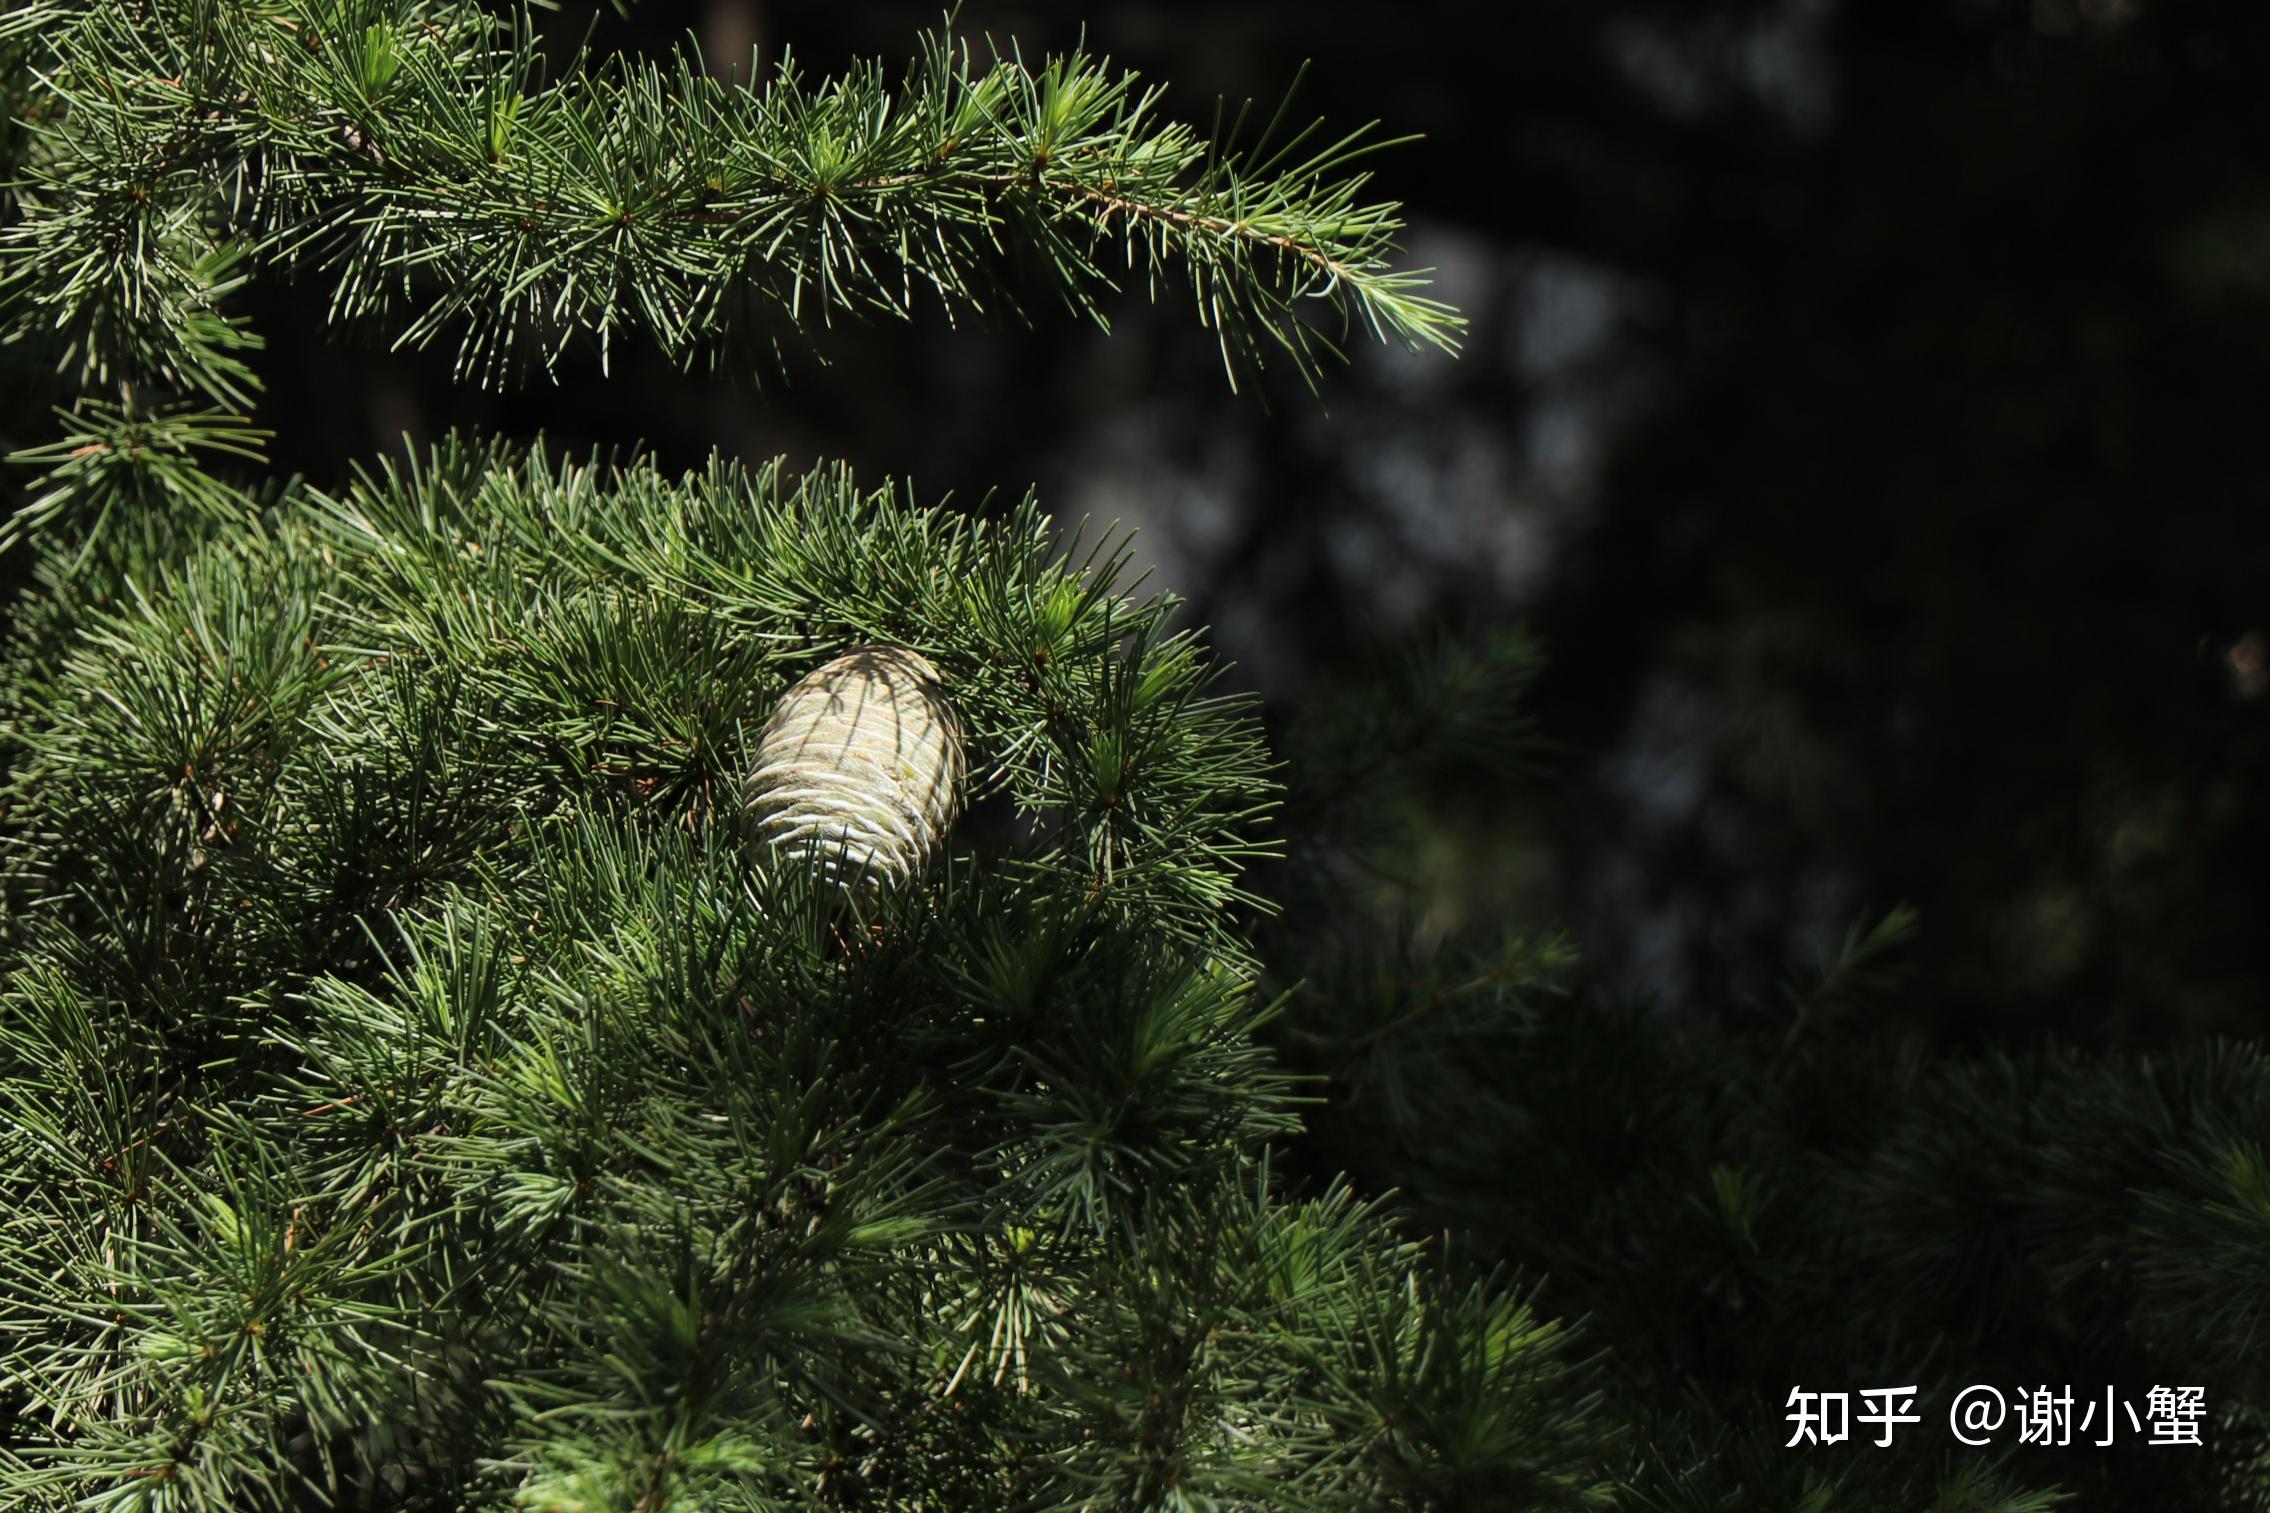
[745,645,965,887]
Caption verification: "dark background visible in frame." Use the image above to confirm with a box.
[243,0,2270,1054]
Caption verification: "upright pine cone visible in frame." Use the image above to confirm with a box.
[745,646,966,888]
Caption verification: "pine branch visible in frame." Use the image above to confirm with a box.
[4,402,270,557]
[0,428,1627,1507]
[4,2,1464,396]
